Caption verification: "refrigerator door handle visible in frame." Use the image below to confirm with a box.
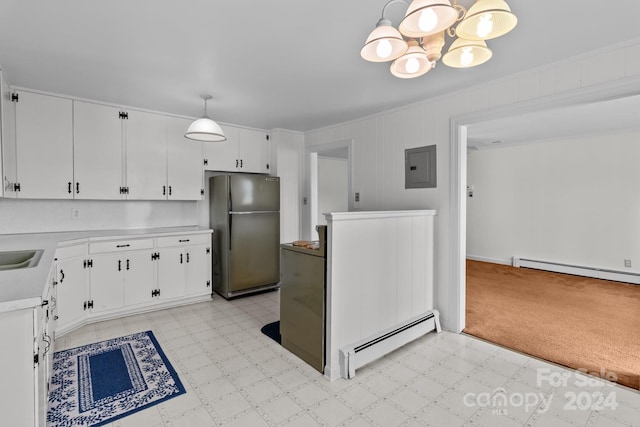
[229,211,279,215]
[228,214,232,251]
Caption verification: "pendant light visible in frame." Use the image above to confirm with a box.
[185,95,226,142]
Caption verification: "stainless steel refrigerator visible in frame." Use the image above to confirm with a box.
[209,174,280,299]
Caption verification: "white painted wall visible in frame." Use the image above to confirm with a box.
[304,38,640,331]
[271,129,304,242]
[0,199,198,234]
[317,157,348,226]
[467,131,640,272]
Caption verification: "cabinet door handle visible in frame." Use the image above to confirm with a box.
[76,182,80,194]
[59,269,65,283]
[240,159,243,168]
[236,159,239,168]
[116,244,130,248]
[178,239,190,243]
[180,253,183,264]
[163,185,166,195]
[186,253,190,263]
[168,186,172,196]
[68,182,72,194]
[118,260,121,271]
[126,259,130,270]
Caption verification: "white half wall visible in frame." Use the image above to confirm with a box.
[324,210,435,379]
[467,130,640,273]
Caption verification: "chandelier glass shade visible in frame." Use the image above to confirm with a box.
[185,95,227,142]
[390,40,433,78]
[361,0,517,78]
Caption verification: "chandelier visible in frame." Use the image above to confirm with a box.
[361,0,517,79]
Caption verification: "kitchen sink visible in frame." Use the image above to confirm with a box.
[0,250,44,271]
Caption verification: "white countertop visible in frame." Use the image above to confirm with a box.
[0,226,213,313]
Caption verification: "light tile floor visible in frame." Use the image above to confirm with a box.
[54,291,640,427]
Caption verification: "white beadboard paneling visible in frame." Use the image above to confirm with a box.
[625,43,640,76]
[470,86,490,112]
[517,73,541,102]
[555,61,582,93]
[488,78,518,108]
[539,68,557,97]
[325,210,436,379]
[581,49,626,87]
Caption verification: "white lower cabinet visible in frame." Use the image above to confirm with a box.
[54,231,212,336]
[157,233,212,299]
[0,269,55,427]
[55,244,88,332]
[88,238,154,313]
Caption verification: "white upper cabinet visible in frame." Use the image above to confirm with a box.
[238,128,270,174]
[14,91,73,199]
[204,124,239,171]
[73,101,124,199]
[1,72,16,198]
[125,110,167,200]
[166,116,203,200]
[203,125,270,174]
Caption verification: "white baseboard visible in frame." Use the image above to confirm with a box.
[512,257,640,285]
[466,255,512,265]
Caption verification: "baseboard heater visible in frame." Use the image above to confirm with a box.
[339,309,441,379]
[512,257,640,285]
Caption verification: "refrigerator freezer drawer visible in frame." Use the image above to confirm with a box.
[227,211,280,293]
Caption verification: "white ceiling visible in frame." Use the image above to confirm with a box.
[467,95,640,149]
[1,1,639,132]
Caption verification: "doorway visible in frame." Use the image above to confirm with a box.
[306,140,353,239]
[449,80,640,334]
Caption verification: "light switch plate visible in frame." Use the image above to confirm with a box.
[353,190,362,208]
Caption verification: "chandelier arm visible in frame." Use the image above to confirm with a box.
[453,3,467,22]
[381,0,411,20]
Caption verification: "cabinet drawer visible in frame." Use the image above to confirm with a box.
[156,233,210,248]
[89,238,154,254]
[55,243,86,259]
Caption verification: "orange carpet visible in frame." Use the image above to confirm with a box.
[464,260,640,390]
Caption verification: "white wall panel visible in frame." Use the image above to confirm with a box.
[581,49,626,87]
[488,78,518,108]
[555,61,582,92]
[517,73,541,102]
[467,130,640,271]
[0,199,198,234]
[625,43,640,76]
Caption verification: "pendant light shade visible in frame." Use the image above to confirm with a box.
[390,40,433,79]
[361,19,409,62]
[398,0,458,38]
[442,37,492,68]
[185,95,226,142]
[455,0,517,40]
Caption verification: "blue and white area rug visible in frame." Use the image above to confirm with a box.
[47,331,185,427]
